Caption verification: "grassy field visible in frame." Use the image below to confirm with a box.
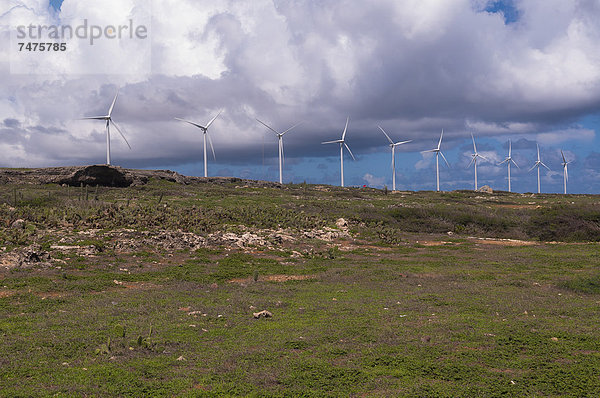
[1,180,600,396]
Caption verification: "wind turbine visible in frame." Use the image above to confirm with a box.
[561,150,571,194]
[499,140,519,192]
[422,129,449,192]
[175,110,222,178]
[322,117,355,187]
[467,133,488,191]
[83,90,131,165]
[528,144,550,194]
[378,126,411,191]
[256,118,302,184]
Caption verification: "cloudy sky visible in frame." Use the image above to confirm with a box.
[1,0,600,193]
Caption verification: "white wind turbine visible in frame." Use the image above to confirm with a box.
[83,90,131,165]
[256,118,302,184]
[322,117,355,187]
[422,129,449,192]
[378,126,411,191]
[175,110,222,178]
[561,150,571,195]
[499,140,519,192]
[528,144,550,194]
[467,133,488,191]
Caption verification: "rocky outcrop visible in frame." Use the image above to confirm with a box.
[0,165,282,188]
[0,245,51,269]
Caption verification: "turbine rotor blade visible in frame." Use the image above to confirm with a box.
[437,129,444,150]
[256,118,279,135]
[341,117,349,140]
[421,149,437,153]
[471,133,477,153]
[110,120,131,150]
[82,116,109,120]
[108,90,119,117]
[282,121,302,136]
[175,118,206,130]
[394,140,412,146]
[207,132,216,161]
[205,110,222,130]
[322,140,343,145]
[540,162,550,171]
[508,140,512,157]
[511,159,520,168]
[344,143,355,161]
[439,151,450,167]
[378,126,394,145]
[467,157,475,168]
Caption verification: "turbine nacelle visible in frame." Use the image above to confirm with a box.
[421,129,449,191]
[256,118,302,184]
[528,161,551,172]
[322,117,354,187]
[528,145,550,172]
[378,126,411,191]
[322,117,355,160]
[175,110,222,177]
[378,126,412,148]
[82,89,131,165]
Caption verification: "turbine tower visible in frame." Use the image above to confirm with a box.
[467,133,488,191]
[499,140,519,192]
[561,150,571,195]
[256,118,302,184]
[422,129,449,192]
[378,126,411,191]
[528,144,550,194]
[322,117,355,187]
[83,90,131,165]
[175,110,222,178]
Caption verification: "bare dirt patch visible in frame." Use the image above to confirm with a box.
[416,241,454,247]
[113,281,161,290]
[470,237,538,246]
[494,204,538,209]
[229,274,316,284]
[0,290,15,298]
[338,242,394,251]
[37,291,66,299]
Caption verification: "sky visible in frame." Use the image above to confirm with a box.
[1,0,600,193]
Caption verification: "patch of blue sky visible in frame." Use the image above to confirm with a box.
[49,0,64,12]
[484,0,520,24]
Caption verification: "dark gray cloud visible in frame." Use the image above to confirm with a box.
[3,118,19,127]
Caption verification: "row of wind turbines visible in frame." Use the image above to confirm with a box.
[84,90,572,194]
[420,129,571,194]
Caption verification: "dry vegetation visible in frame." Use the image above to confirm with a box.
[1,174,600,396]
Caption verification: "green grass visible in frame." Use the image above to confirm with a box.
[1,181,600,395]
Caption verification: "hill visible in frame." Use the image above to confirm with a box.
[0,165,280,188]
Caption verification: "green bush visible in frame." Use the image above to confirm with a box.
[526,205,600,242]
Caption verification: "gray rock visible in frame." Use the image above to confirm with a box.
[11,219,25,229]
[336,218,349,229]
[477,185,493,194]
[253,310,273,319]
